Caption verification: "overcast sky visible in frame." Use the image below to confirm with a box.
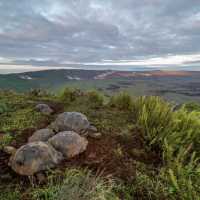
[0,0,200,73]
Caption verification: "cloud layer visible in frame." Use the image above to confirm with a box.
[0,0,200,71]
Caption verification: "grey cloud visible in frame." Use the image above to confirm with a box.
[0,0,200,67]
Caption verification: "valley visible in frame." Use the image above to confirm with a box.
[1,69,200,103]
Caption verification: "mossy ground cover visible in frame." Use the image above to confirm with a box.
[0,89,200,200]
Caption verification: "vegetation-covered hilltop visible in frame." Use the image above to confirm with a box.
[0,88,200,200]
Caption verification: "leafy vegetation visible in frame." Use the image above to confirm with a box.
[109,92,133,111]
[59,87,78,103]
[133,96,173,144]
[132,96,200,199]
[86,90,104,108]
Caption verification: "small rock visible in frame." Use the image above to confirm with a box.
[48,131,88,158]
[3,146,16,155]
[35,104,53,115]
[9,142,63,176]
[28,129,55,143]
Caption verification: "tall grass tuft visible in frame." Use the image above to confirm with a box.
[31,169,118,200]
[109,92,133,111]
[86,90,104,108]
[134,96,173,145]
[132,96,200,199]
[133,96,200,155]
[59,87,77,103]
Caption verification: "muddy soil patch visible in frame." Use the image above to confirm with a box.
[59,133,161,182]
[59,135,136,182]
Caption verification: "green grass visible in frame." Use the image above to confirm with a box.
[0,107,45,132]
[133,96,174,151]
[130,96,200,199]
[0,133,13,150]
[1,90,200,200]
[31,169,118,200]
[109,92,133,111]
[0,188,21,200]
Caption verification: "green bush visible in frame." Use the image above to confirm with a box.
[109,92,133,111]
[134,96,200,154]
[158,143,200,200]
[87,90,104,108]
[59,87,77,103]
[132,96,200,199]
[166,109,200,157]
[134,96,173,145]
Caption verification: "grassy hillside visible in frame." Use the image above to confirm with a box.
[1,89,200,200]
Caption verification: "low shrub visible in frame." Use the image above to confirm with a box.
[132,96,200,199]
[59,87,77,103]
[87,90,104,108]
[134,96,173,145]
[109,92,133,111]
[158,143,200,200]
